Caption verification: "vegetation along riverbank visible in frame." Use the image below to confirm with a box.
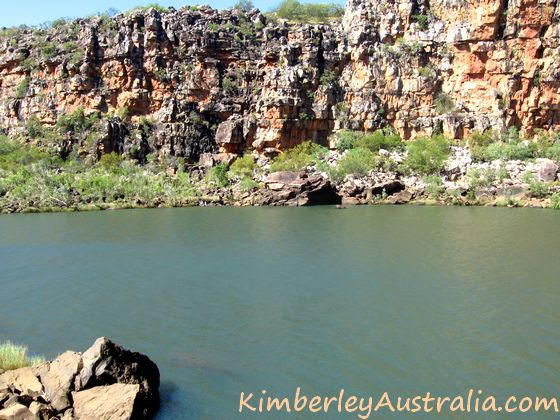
[1,125,559,213]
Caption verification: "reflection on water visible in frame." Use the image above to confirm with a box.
[0,206,559,418]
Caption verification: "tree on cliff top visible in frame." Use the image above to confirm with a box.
[234,0,255,12]
[270,0,344,23]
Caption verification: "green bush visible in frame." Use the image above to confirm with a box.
[419,65,436,80]
[0,136,58,171]
[412,13,429,30]
[98,152,123,172]
[551,193,560,209]
[228,155,256,179]
[522,172,549,198]
[528,180,549,198]
[423,175,444,198]
[545,141,560,162]
[0,341,45,371]
[467,130,495,162]
[270,141,327,172]
[15,77,29,99]
[434,93,455,114]
[466,167,496,189]
[484,142,533,161]
[57,108,99,132]
[336,130,361,152]
[239,177,261,191]
[222,77,238,95]
[329,148,378,181]
[319,70,339,88]
[354,129,403,152]
[234,0,254,11]
[467,129,535,162]
[403,135,451,175]
[271,0,344,23]
[335,129,403,153]
[207,163,230,188]
[25,116,44,139]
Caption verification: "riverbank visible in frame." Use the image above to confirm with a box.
[1,130,560,213]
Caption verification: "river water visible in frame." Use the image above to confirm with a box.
[0,206,559,418]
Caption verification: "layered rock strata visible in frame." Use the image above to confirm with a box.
[1,1,559,163]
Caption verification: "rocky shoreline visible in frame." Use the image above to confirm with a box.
[0,338,159,420]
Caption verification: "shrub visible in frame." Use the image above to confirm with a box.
[329,148,378,181]
[336,130,361,152]
[468,130,495,162]
[234,0,254,11]
[354,129,403,152]
[15,77,29,99]
[57,108,91,132]
[69,50,84,66]
[466,168,495,189]
[128,3,168,14]
[0,136,58,171]
[419,65,436,80]
[319,70,339,88]
[423,175,444,198]
[497,164,509,183]
[271,0,344,23]
[522,172,549,198]
[434,93,455,114]
[335,129,403,153]
[412,14,429,30]
[551,193,560,209]
[528,180,549,198]
[207,163,230,188]
[403,135,451,175]
[39,41,57,60]
[25,116,44,139]
[270,141,327,172]
[484,142,533,161]
[228,155,256,179]
[98,152,123,172]
[0,341,45,371]
[545,141,560,162]
[222,77,238,95]
[468,129,535,162]
[239,177,261,191]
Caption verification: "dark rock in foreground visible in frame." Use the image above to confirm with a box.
[0,338,159,420]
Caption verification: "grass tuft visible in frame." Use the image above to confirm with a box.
[0,341,45,371]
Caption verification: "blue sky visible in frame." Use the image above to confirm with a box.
[1,0,344,28]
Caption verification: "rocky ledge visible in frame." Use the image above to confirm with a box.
[0,338,159,420]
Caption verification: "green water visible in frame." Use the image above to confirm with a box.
[0,206,559,419]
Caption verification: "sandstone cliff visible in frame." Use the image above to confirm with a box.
[0,0,559,163]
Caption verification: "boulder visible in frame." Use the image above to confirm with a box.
[72,383,140,420]
[75,338,160,418]
[29,401,56,419]
[0,338,159,419]
[387,190,413,204]
[36,351,82,411]
[0,368,42,398]
[536,159,559,182]
[263,172,340,206]
[0,403,33,420]
[369,180,405,197]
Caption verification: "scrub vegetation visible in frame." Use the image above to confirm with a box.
[0,341,45,371]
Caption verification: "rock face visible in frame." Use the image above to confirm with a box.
[258,171,340,206]
[1,1,560,162]
[0,338,159,420]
